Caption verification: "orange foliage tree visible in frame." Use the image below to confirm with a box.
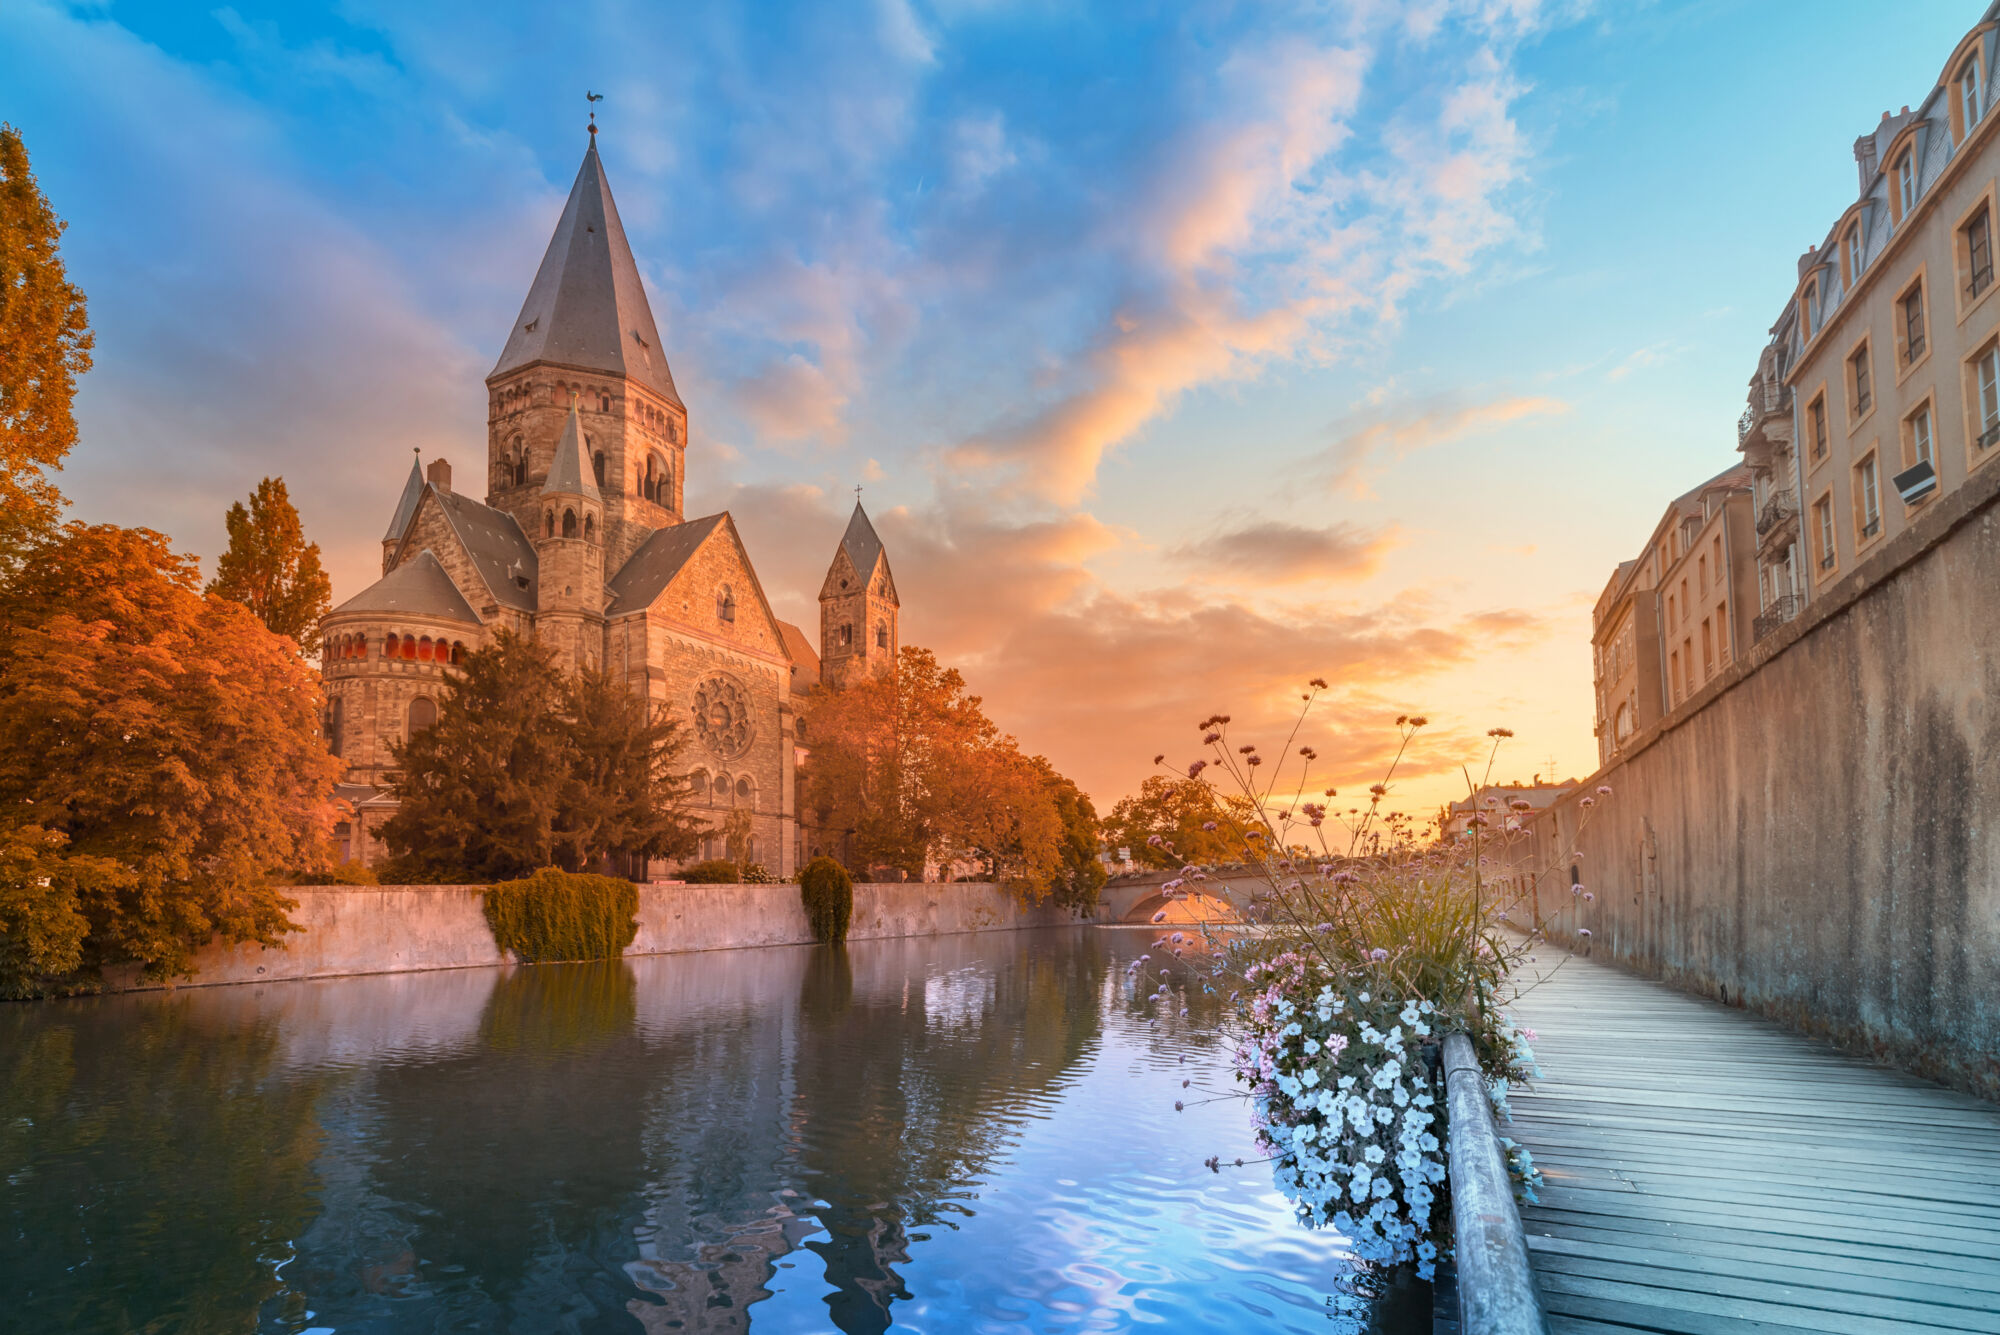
[801,646,1103,906]
[0,524,340,995]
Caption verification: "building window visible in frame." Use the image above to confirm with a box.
[1800,279,1819,339]
[840,623,853,646]
[1900,282,1926,364]
[876,621,888,649]
[1809,393,1829,460]
[408,696,438,735]
[1977,344,2000,449]
[1965,206,1994,301]
[1849,342,1872,417]
[717,586,736,622]
[1697,553,1708,596]
[1668,649,1680,703]
[326,697,343,756]
[1666,592,1676,629]
[736,777,752,801]
[1896,151,1916,217]
[1813,495,1836,570]
[562,509,577,538]
[1907,403,1935,468]
[1845,226,1863,287]
[592,451,606,488]
[1964,58,1984,134]
[1855,453,1881,540]
[401,636,418,661]
[1701,619,1714,678]
[1682,638,1694,696]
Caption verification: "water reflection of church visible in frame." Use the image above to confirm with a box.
[246,933,1108,1331]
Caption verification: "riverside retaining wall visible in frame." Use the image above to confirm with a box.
[1529,458,2000,1099]
[110,882,1075,993]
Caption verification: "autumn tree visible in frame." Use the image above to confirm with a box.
[801,645,1100,904]
[0,124,94,568]
[381,633,699,881]
[0,524,341,996]
[206,476,333,655]
[1105,775,1258,869]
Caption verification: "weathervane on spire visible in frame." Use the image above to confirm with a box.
[587,90,603,136]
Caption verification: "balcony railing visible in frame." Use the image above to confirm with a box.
[1753,594,1803,643]
[1755,493,1795,536]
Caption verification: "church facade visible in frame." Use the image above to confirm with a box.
[320,130,899,878]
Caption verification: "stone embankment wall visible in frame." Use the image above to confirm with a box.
[111,882,1074,993]
[1530,462,2000,1099]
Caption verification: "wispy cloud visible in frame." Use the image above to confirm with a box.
[1171,519,1397,585]
[1318,393,1569,495]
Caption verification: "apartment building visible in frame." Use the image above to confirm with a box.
[1591,466,1757,766]
[1750,12,2000,612]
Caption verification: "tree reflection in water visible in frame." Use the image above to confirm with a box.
[0,928,1320,1335]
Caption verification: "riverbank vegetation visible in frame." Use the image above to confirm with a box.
[799,646,1104,909]
[0,128,346,997]
[1136,687,1602,1283]
[482,869,639,963]
[799,856,854,944]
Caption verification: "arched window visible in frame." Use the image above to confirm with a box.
[666,418,679,445]
[544,510,555,538]
[745,835,758,865]
[418,636,434,662]
[510,436,527,486]
[717,586,735,622]
[401,636,417,661]
[876,622,888,649]
[713,773,730,799]
[599,393,612,413]
[584,513,596,542]
[450,641,465,664]
[562,508,578,538]
[689,769,710,803]
[592,451,606,487]
[840,623,853,646]
[383,633,399,659]
[735,777,752,801]
[407,696,437,735]
[326,696,343,756]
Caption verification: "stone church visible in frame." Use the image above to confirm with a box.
[320,128,900,878]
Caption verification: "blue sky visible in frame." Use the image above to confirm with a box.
[1,0,1981,810]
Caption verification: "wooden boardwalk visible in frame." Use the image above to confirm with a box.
[1498,949,2000,1335]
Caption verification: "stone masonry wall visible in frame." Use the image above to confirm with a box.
[1529,458,2000,1098]
[98,882,1075,993]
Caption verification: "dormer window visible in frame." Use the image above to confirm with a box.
[1800,278,1819,340]
[1896,151,1917,218]
[1845,226,1863,287]
[1964,59,1983,134]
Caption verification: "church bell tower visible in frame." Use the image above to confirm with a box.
[819,501,899,688]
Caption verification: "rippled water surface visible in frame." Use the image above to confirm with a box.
[3,927,1412,1333]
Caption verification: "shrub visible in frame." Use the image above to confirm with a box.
[291,860,378,885]
[677,858,741,884]
[799,856,854,945]
[482,868,638,963]
[738,862,776,884]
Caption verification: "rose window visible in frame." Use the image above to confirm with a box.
[693,675,753,758]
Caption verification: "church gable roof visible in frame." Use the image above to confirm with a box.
[390,488,538,613]
[383,457,424,542]
[605,513,726,614]
[542,402,602,501]
[329,550,481,625]
[488,138,683,408]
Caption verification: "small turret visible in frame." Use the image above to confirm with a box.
[382,454,425,574]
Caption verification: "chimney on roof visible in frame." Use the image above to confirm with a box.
[1798,244,1820,280]
[1854,131,1880,191]
[426,458,452,495]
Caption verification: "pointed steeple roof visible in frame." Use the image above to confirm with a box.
[542,401,602,500]
[489,137,682,407]
[383,455,425,542]
[839,501,886,579]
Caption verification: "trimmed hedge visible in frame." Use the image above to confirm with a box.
[799,856,854,945]
[678,859,741,884]
[482,868,639,963]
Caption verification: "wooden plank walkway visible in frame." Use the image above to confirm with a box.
[1499,949,2000,1335]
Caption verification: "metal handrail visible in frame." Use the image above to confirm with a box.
[1444,1032,1549,1334]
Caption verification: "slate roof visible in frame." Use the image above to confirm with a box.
[328,550,482,625]
[383,457,425,542]
[542,402,602,501]
[777,620,819,689]
[605,513,726,614]
[431,490,539,612]
[488,138,683,408]
[839,501,885,580]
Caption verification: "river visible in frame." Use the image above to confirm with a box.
[1,926,1420,1333]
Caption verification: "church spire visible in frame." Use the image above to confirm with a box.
[488,136,682,407]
